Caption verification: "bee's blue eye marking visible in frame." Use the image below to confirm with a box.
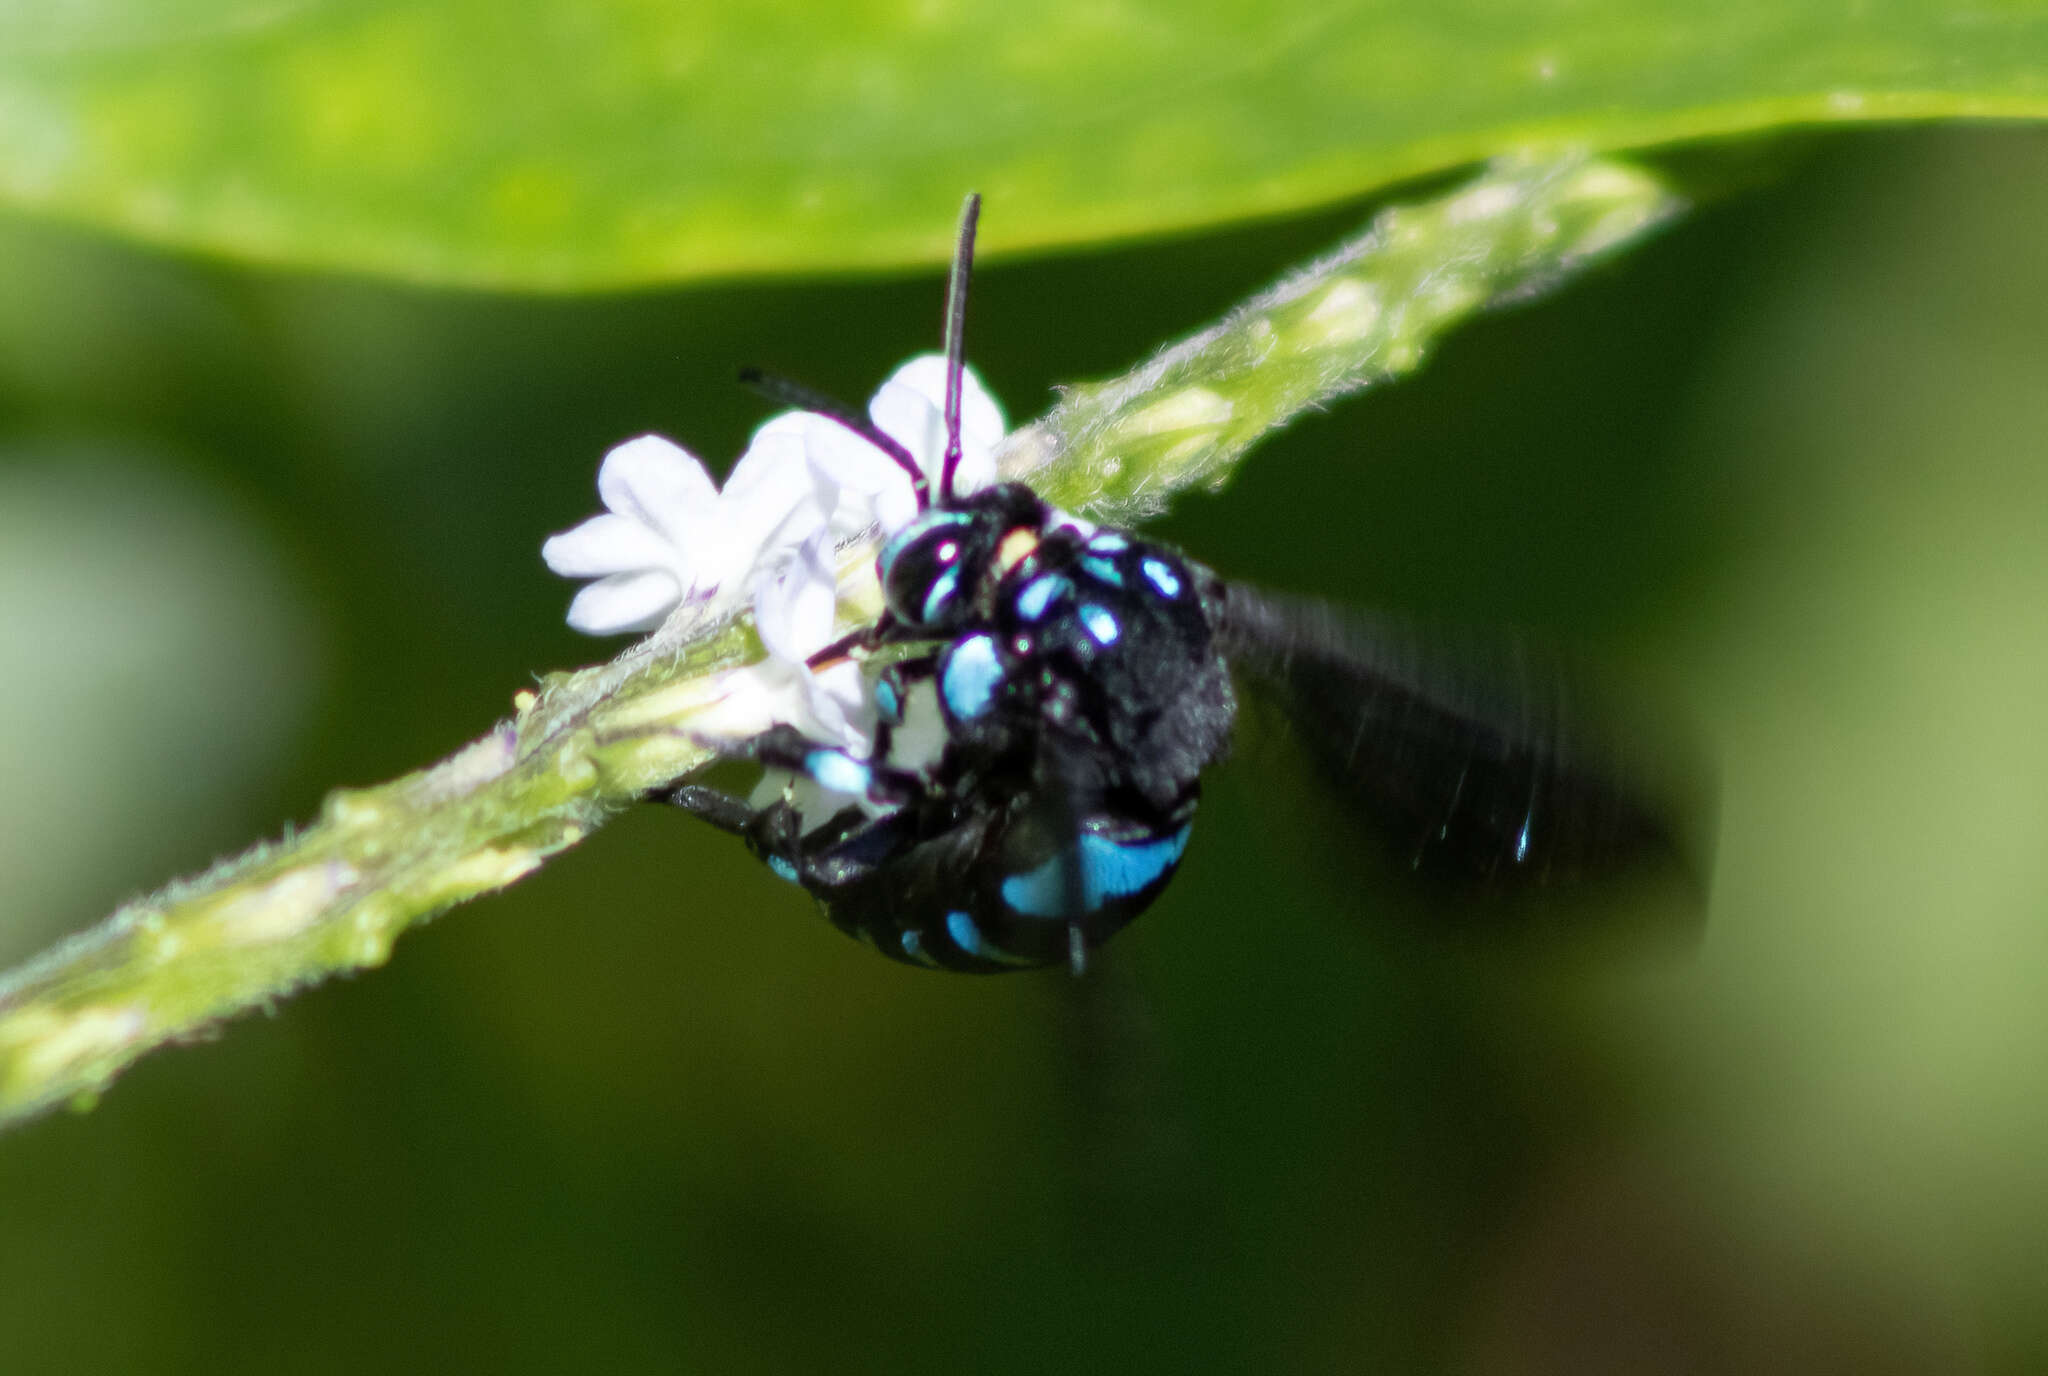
[900,929,927,961]
[1079,603,1120,646]
[879,510,972,584]
[1141,557,1182,598]
[999,825,1194,917]
[805,750,873,796]
[1014,573,1071,622]
[767,854,801,884]
[941,632,1005,719]
[921,565,963,623]
[1078,554,1125,587]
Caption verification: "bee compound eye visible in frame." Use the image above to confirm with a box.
[880,511,977,628]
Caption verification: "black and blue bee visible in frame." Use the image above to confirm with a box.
[664,196,1700,973]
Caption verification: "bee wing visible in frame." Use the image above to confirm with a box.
[1210,583,1713,901]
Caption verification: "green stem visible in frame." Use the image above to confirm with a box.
[0,152,1680,1130]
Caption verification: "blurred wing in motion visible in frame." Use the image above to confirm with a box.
[1211,583,1713,905]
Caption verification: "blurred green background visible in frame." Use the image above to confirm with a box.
[3,71,2048,1376]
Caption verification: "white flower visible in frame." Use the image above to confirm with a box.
[780,353,1007,536]
[684,527,872,753]
[696,354,1007,753]
[544,352,1010,761]
[542,433,819,636]
[542,356,1005,639]
[751,528,871,752]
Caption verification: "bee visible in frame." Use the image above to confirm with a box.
[664,197,1702,972]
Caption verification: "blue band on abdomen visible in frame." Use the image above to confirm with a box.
[999,824,1194,918]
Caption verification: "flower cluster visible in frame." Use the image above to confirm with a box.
[543,355,1006,753]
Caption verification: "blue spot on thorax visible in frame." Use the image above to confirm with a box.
[940,633,1005,720]
[999,824,1194,918]
[1013,573,1071,622]
[1077,554,1125,587]
[767,855,801,884]
[1140,557,1183,598]
[1078,603,1120,645]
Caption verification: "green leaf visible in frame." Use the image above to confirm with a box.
[2,1,2044,288]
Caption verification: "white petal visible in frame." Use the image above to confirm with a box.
[724,421,835,561]
[725,416,812,509]
[950,439,996,499]
[803,417,917,536]
[595,435,718,544]
[565,569,683,636]
[803,660,873,755]
[868,376,947,477]
[954,365,1007,456]
[753,532,839,664]
[881,355,1005,455]
[802,449,845,536]
[872,355,1007,498]
[688,663,807,743]
[870,478,922,535]
[541,512,679,577]
[756,486,832,563]
[953,365,1007,496]
[690,644,869,754]
[796,437,877,542]
[884,353,952,414]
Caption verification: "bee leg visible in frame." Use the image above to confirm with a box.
[657,783,757,835]
[745,724,929,811]
[654,779,820,887]
[802,610,900,672]
[868,654,939,764]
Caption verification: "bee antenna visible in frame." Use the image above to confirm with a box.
[939,192,981,504]
[737,366,930,506]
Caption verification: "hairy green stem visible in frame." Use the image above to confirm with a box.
[0,152,1679,1130]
